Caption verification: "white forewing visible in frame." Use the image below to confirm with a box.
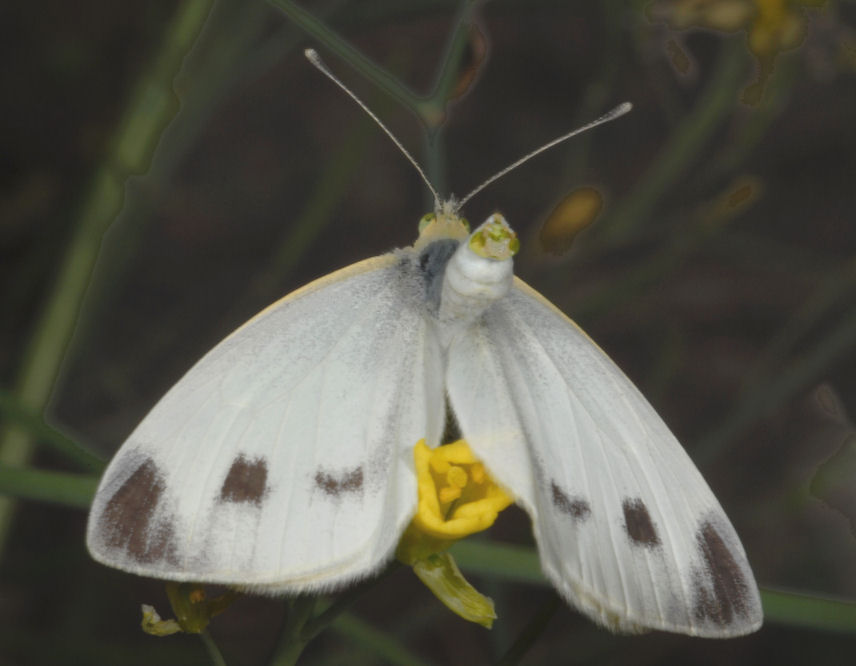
[87,254,445,592]
[446,277,762,637]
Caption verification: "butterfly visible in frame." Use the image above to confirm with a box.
[86,49,762,638]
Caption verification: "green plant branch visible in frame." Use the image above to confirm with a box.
[0,0,213,559]
[0,389,104,473]
[200,630,229,666]
[739,253,856,398]
[269,0,477,132]
[762,589,856,634]
[63,1,279,370]
[302,564,402,642]
[424,0,480,123]
[269,0,423,112]
[0,466,98,510]
[495,595,561,666]
[420,0,481,193]
[331,612,433,666]
[694,303,856,464]
[451,539,546,584]
[269,596,316,666]
[599,38,747,245]
[454,540,856,633]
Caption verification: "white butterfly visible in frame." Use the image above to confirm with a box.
[86,50,762,638]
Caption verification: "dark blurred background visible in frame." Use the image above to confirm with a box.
[2,0,856,664]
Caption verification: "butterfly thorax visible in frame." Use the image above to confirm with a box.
[415,212,519,347]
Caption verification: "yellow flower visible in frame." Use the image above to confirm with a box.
[397,439,513,628]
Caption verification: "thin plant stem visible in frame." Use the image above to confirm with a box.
[0,0,214,559]
[495,595,561,666]
[762,588,856,634]
[302,564,403,642]
[739,254,856,397]
[423,0,481,126]
[269,0,478,131]
[269,0,423,113]
[200,630,229,666]
[269,596,316,666]
[693,302,856,464]
[331,612,433,666]
[599,39,747,245]
[237,112,377,306]
[64,0,279,368]
[0,390,104,473]
[0,466,98,510]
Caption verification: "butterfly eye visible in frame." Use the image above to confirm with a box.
[418,212,436,232]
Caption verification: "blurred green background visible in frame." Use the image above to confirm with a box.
[2,0,856,664]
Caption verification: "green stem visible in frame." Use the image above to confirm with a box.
[739,253,856,398]
[0,466,98,510]
[331,613,433,666]
[0,390,104,473]
[495,595,561,666]
[235,93,387,316]
[302,564,402,642]
[422,0,480,192]
[65,1,274,364]
[200,630,229,666]
[424,0,480,123]
[762,588,856,634]
[269,597,316,666]
[451,539,545,584]
[455,539,856,634]
[269,0,478,133]
[600,39,747,245]
[269,0,423,112]
[694,303,856,465]
[0,0,213,559]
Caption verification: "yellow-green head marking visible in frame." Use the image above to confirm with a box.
[468,213,520,261]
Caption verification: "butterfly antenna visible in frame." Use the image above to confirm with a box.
[456,102,633,210]
[305,49,442,210]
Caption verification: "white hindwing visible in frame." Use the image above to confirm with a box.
[446,278,762,637]
[87,255,444,592]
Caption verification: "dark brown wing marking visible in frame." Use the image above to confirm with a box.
[622,497,661,548]
[692,520,752,627]
[100,457,178,564]
[220,454,269,505]
[551,481,592,521]
[315,467,364,497]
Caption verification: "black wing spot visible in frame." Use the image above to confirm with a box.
[315,467,364,497]
[219,454,269,505]
[622,497,661,548]
[692,520,752,627]
[551,481,591,521]
[100,457,178,564]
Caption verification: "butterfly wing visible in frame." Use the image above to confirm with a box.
[446,277,762,636]
[87,254,444,593]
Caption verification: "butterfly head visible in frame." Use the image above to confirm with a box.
[413,199,470,251]
[414,200,520,262]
